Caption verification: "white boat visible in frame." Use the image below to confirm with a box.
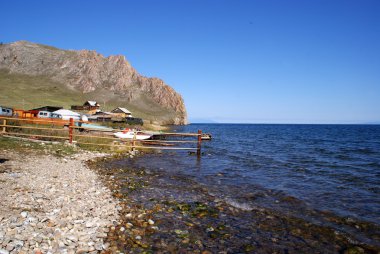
[201,133,212,140]
[113,129,152,140]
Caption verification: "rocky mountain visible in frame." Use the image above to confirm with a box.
[0,41,187,125]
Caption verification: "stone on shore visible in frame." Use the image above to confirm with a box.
[0,151,119,253]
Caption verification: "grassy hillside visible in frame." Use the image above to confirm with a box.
[0,69,177,123]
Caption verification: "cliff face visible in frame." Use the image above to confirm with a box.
[0,41,187,125]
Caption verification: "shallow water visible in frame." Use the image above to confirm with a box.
[135,126,379,238]
[100,124,380,252]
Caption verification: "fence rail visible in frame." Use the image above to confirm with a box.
[0,116,69,125]
[0,116,203,155]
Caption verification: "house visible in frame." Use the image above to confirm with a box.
[111,107,132,118]
[15,106,64,118]
[71,101,100,113]
[87,111,113,122]
[17,109,39,118]
[84,101,100,108]
[13,109,30,117]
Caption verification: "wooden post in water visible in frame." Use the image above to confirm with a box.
[2,119,6,133]
[197,130,202,157]
[69,118,74,144]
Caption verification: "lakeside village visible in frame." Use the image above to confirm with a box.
[0,101,156,140]
[0,101,212,142]
[0,101,142,124]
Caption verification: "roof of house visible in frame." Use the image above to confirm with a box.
[84,101,99,107]
[32,106,63,112]
[111,107,131,114]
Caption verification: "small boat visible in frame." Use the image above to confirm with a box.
[201,133,212,140]
[76,122,114,132]
[113,129,152,140]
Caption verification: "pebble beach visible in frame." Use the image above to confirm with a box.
[0,149,119,254]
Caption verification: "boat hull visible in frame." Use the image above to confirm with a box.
[114,131,152,140]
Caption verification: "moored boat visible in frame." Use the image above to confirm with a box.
[201,133,212,140]
[113,129,152,140]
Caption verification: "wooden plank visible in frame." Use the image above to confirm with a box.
[142,140,198,143]
[156,132,200,136]
[73,134,121,141]
[4,132,68,139]
[0,125,66,132]
[0,116,69,125]
[70,126,113,132]
[75,142,197,150]
[75,141,130,147]
[133,146,197,150]
[73,135,197,143]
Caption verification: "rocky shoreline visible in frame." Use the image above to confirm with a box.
[0,149,120,254]
[89,156,380,254]
[1,140,379,254]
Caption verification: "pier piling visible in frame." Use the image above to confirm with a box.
[197,129,202,157]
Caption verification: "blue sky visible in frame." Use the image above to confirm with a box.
[1,0,379,123]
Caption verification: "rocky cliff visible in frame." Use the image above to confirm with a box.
[0,41,187,125]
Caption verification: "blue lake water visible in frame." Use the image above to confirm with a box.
[136,125,379,220]
[122,124,380,246]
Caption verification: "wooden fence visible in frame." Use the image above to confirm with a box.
[0,116,202,156]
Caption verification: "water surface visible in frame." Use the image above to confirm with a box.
[105,124,380,251]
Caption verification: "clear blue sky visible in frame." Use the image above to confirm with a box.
[2,0,379,123]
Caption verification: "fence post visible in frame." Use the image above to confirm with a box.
[69,118,74,143]
[2,119,6,133]
[197,130,202,157]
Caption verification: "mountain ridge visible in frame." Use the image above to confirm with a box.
[0,41,187,125]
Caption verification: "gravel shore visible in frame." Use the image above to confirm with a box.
[0,149,120,254]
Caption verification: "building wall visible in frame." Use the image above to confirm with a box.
[112,113,131,118]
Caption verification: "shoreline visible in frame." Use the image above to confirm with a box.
[0,148,120,254]
[1,137,379,253]
[90,155,380,254]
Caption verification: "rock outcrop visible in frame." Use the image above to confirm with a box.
[0,41,187,125]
